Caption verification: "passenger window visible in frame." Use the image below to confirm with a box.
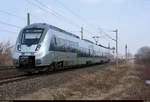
[54,37,57,45]
[49,36,57,51]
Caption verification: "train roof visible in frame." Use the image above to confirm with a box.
[48,24,80,39]
[83,39,94,44]
[98,44,111,49]
[28,23,112,50]
[29,23,80,39]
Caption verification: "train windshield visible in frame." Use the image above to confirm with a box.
[21,28,44,46]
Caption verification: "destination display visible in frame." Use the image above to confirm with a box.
[24,28,44,33]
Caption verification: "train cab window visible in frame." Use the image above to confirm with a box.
[21,28,44,46]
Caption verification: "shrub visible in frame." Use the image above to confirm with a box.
[135,47,150,67]
[135,46,150,80]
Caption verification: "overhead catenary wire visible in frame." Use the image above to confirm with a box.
[55,0,84,21]
[99,28,116,42]
[0,29,18,34]
[26,0,81,29]
[47,0,96,37]
[53,0,99,36]
[26,0,63,25]
[30,13,42,22]
[0,20,22,29]
[26,0,95,37]
[0,9,26,21]
[27,0,58,18]
[26,0,114,51]
[35,0,83,29]
[54,0,98,33]
[96,28,116,49]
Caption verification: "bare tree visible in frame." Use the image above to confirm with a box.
[0,42,4,65]
[0,41,13,66]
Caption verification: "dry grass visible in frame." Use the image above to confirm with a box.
[16,60,150,100]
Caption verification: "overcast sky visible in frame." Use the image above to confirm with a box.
[0,0,150,55]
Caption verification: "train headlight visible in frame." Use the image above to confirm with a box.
[17,44,21,51]
[35,44,41,51]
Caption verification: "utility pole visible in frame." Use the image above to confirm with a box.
[81,27,83,40]
[113,29,118,68]
[112,47,115,61]
[125,44,128,62]
[27,13,30,26]
[108,43,110,54]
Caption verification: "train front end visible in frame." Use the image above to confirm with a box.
[12,24,50,72]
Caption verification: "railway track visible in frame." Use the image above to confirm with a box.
[0,63,113,85]
[0,75,27,85]
[0,66,15,71]
[0,66,24,85]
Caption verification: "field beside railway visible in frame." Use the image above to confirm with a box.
[13,60,149,100]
